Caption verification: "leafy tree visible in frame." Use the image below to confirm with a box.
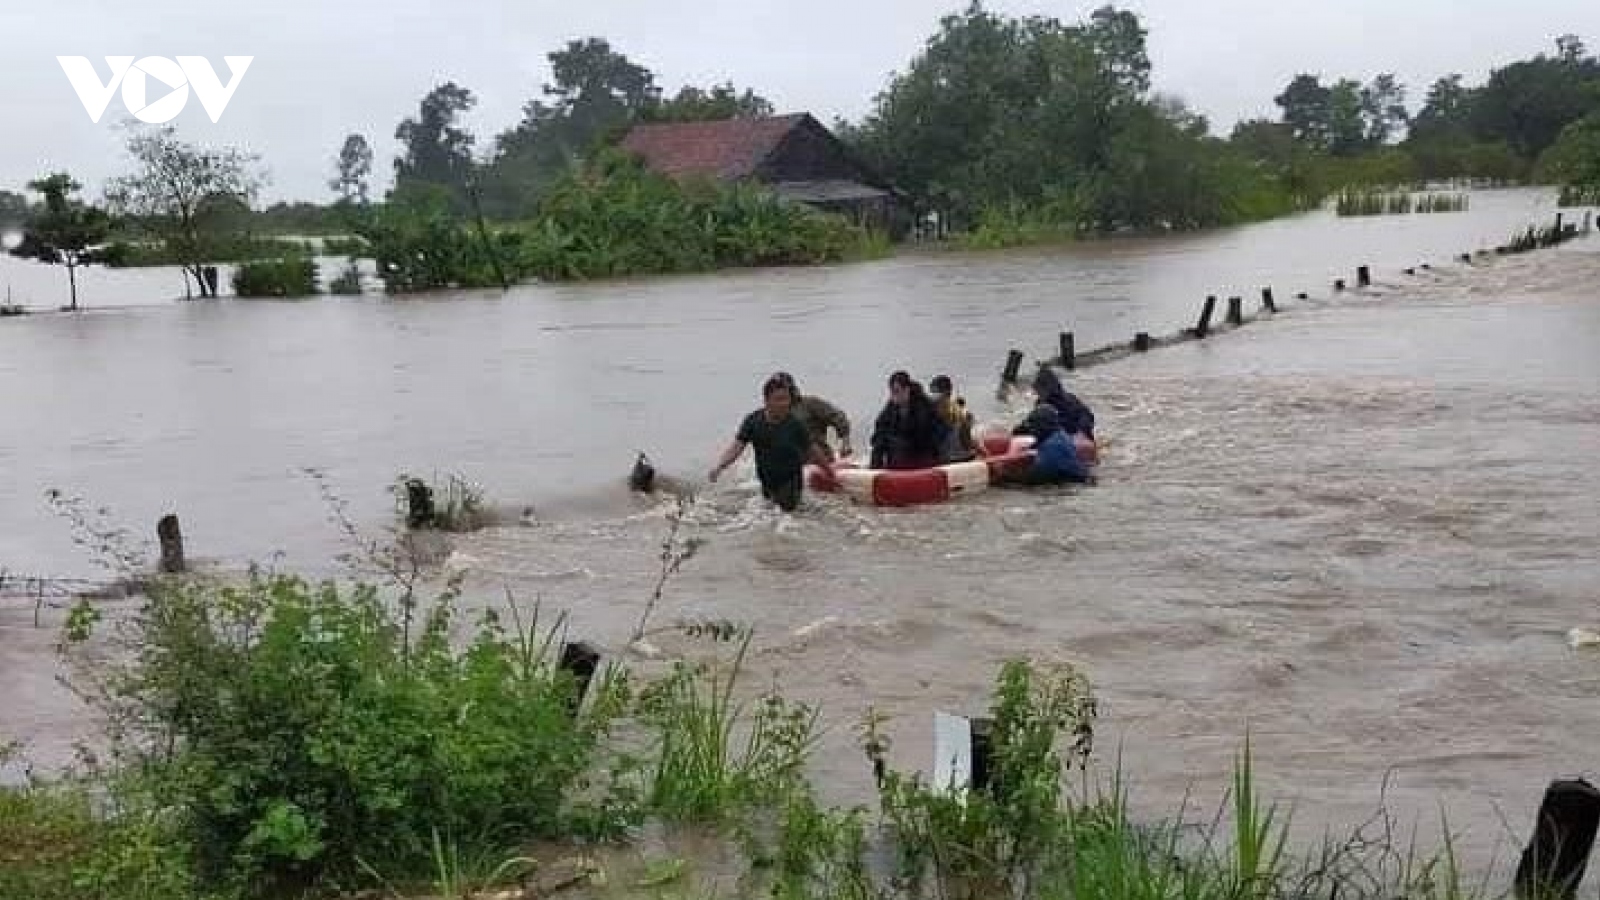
[392,83,477,210]
[1274,75,1333,150]
[1360,74,1409,145]
[330,133,373,206]
[484,39,663,218]
[1410,75,1475,143]
[7,173,110,311]
[0,189,29,228]
[1470,38,1600,158]
[645,83,775,123]
[1537,112,1600,188]
[104,127,262,299]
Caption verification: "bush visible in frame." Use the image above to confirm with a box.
[327,262,363,296]
[89,572,633,896]
[230,257,318,298]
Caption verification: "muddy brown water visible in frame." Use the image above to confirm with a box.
[3,188,1599,876]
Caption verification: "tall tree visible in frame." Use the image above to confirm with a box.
[644,83,775,123]
[1537,112,1600,188]
[1274,75,1333,150]
[330,133,374,206]
[0,189,29,228]
[1470,37,1600,158]
[105,127,262,299]
[484,39,663,217]
[393,83,478,208]
[8,173,110,311]
[1409,75,1474,142]
[1360,74,1409,145]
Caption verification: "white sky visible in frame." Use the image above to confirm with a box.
[1,0,1594,203]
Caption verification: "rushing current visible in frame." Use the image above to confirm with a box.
[2,187,1598,872]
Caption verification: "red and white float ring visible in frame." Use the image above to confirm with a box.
[806,431,1098,507]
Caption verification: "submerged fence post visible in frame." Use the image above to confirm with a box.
[404,478,436,530]
[1134,332,1152,352]
[1001,349,1024,385]
[1261,287,1276,313]
[1334,278,1346,292]
[1194,295,1217,338]
[157,514,185,574]
[1514,779,1600,900]
[1059,332,1076,370]
[1226,296,1243,326]
[1357,265,1371,288]
[558,641,603,718]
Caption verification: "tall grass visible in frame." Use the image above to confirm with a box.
[638,630,818,823]
[1335,190,1467,217]
[1558,185,1600,208]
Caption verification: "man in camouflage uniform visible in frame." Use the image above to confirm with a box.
[773,372,854,463]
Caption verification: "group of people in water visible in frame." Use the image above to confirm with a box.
[705,367,1096,512]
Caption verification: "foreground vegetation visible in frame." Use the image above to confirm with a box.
[0,490,1526,900]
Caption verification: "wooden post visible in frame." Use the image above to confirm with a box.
[1334,279,1346,292]
[1295,291,1308,300]
[404,478,436,530]
[1555,212,1564,236]
[157,514,185,574]
[1585,211,1593,234]
[1001,349,1024,385]
[1133,332,1152,352]
[1059,332,1076,370]
[1194,295,1217,338]
[1226,296,1243,326]
[1514,779,1600,900]
[1403,267,1415,276]
[1357,265,1371,288]
[1460,253,1472,264]
[558,641,603,718]
[1261,287,1276,313]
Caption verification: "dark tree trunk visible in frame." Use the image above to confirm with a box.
[66,261,79,311]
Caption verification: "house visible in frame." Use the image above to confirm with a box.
[617,113,911,237]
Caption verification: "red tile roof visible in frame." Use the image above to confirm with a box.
[618,113,810,181]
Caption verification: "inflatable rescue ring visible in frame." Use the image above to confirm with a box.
[806,432,1098,507]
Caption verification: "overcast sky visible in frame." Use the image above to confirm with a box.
[2,0,1595,204]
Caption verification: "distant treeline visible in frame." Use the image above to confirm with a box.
[7,5,1600,305]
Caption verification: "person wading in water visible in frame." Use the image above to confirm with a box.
[708,375,837,512]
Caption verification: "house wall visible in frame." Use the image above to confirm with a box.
[756,121,880,186]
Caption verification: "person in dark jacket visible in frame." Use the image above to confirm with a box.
[1002,404,1091,485]
[870,370,947,470]
[1031,365,1095,440]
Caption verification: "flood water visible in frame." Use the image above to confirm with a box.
[3,187,1599,872]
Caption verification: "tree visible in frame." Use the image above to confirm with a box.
[483,39,664,218]
[1537,112,1600,187]
[1360,74,1409,145]
[393,83,478,209]
[645,83,775,123]
[330,134,373,206]
[105,126,263,299]
[1470,39,1600,159]
[1275,75,1333,150]
[0,189,29,228]
[8,173,111,311]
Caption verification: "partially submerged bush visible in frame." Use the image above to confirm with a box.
[84,572,631,896]
[327,262,363,295]
[230,256,318,298]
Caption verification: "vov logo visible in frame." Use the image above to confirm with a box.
[58,56,254,124]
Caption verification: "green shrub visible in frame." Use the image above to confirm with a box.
[230,257,317,298]
[327,262,363,296]
[92,572,634,896]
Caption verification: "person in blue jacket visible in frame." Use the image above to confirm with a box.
[1002,404,1092,486]
[1031,365,1095,440]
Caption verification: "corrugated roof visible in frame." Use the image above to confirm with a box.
[617,114,810,181]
